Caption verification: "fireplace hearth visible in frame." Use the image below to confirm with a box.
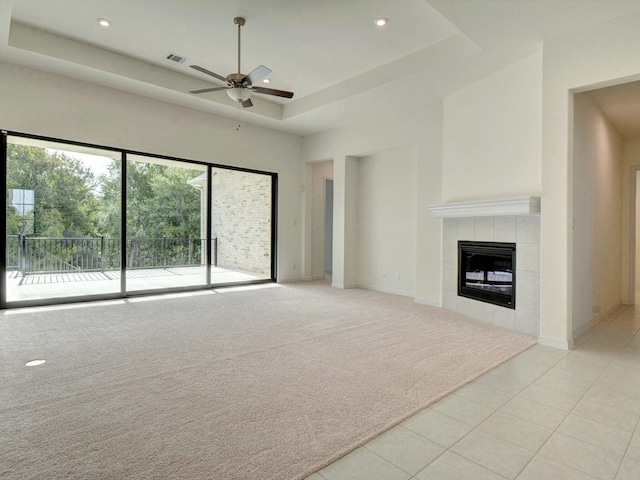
[458,241,516,309]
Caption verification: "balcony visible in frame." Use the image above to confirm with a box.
[5,235,265,302]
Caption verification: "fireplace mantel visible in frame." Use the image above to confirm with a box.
[429,196,540,219]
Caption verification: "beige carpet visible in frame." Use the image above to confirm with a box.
[0,282,536,479]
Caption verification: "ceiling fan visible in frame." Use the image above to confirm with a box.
[188,17,294,108]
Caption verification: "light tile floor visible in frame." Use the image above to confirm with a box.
[305,304,640,480]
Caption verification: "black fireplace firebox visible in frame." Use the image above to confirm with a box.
[458,241,516,309]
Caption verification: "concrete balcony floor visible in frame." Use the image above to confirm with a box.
[5,266,266,302]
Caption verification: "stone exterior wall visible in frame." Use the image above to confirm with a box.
[211,169,272,276]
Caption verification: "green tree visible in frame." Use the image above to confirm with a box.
[6,145,100,237]
[97,160,202,240]
[7,145,202,240]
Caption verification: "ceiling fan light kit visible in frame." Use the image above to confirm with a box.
[188,17,294,108]
[227,86,252,102]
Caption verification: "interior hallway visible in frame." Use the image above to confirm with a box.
[308,305,640,480]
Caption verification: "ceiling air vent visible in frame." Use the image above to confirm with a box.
[166,53,187,64]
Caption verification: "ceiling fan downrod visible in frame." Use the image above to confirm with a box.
[234,17,245,75]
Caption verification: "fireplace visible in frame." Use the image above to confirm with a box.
[458,241,516,309]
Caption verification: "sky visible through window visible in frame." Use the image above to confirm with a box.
[47,149,113,177]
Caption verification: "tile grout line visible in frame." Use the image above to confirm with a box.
[527,309,639,479]
[487,352,569,479]
[608,320,640,480]
[613,415,640,480]
[410,349,568,479]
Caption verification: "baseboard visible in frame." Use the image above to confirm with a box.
[329,283,428,303]
[537,336,574,350]
[331,282,358,289]
[278,277,310,283]
[572,302,621,339]
[354,284,415,298]
[414,297,441,307]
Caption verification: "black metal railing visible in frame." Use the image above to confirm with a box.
[6,235,216,275]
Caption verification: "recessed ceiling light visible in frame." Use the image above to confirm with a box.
[374,17,388,27]
[97,18,111,27]
[263,78,271,84]
[25,359,46,367]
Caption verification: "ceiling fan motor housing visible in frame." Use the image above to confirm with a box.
[227,73,248,86]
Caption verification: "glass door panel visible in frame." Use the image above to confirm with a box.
[5,136,121,302]
[210,168,273,285]
[126,155,207,293]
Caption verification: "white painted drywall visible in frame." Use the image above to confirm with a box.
[303,105,443,303]
[621,137,640,304]
[636,171,640,294]
[331,155,359,289]
[442,51,542,204]
[0,61,304,282]
[571,92,622,336]
[415,103,444,307]
[542,12,640,347]
[356,148,417,297]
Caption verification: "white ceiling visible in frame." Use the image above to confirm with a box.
[2,0,640,136]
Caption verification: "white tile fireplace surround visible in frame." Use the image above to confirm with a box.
[430,197,541,338]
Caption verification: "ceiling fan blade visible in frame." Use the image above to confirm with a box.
[252,86,294,99]
[246,65,272,85]
[190,65,228,84]
[241,98,253,108]
[190,86,228,94]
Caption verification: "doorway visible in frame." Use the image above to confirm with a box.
[324,179,334,281]
[311,161,334,280]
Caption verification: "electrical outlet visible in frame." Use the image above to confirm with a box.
[382,270,386,278]
[395,272,400,280]
[292,262,296,270]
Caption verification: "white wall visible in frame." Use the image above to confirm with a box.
[442,51,543,203]
[0,61,304,282]
[621,137,640,304]
[571,92,623,336]
[636,172,640,293]
[636,170,640,292]
[636,170,640,294]
[443,17,640,347]
[357,148,417,296]
[542,12,640,348]
[303,104,443,303]
[435,51,543,334]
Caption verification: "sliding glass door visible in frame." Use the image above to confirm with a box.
[125,154,208,293]
[2,132,276,308]
[210,168,274,284]
[4,136,121,302]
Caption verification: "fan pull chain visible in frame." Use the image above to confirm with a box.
[236,16,243,131]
